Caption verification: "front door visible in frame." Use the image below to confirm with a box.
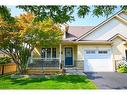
[65,47,73,66]
[125,50,127,60]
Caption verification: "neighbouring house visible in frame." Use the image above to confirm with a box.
[29,10,127,72]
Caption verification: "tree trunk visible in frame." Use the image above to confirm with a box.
[1,45,33,74]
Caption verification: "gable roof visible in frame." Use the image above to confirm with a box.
[64,26,94,40]
[107,33,127,41]
[67,26,94,38]
[76,10,125,41]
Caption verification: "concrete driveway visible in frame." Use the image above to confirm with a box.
[85,72,127,89]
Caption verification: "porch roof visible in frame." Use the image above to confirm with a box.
[62,40,112,45]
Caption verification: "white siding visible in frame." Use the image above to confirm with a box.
[82,18,127,41]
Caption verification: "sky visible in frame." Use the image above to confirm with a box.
[7,6,121,26]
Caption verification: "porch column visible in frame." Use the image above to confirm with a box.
[59,44,62,69]
[30,51,33,64]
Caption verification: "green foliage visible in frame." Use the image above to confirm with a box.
[0,6,16,24]
[0,6,11,19]
[117,64,127,73]
[93,6,117,18]
[17,6,75,24]
[77,6,90,18]
[0,57,11,64]
[17,5,127,22]
[120,5,127,11]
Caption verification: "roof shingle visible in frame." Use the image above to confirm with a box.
[66,26,94,40]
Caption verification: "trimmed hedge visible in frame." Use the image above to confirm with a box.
[0,57,11,64]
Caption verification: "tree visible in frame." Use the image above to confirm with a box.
[0,6,16,24]
[17,6,75,24]
[0,6,11,19]
[0,13,63,73]
[17,5,127,23]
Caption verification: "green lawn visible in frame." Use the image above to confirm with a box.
[0,74,96,89]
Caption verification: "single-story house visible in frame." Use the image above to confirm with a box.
[30,10,127,72]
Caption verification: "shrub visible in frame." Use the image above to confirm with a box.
[117,64,127,73]
[0,57,11,64]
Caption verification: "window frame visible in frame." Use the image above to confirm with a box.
[52,48,56,58]
[41,48,57,59]
[47,48,51,58]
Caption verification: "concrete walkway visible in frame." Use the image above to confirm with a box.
[85,72,127,89]
[65,69,85,75]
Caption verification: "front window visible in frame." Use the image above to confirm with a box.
[47,48,51,58]
[41,48,56,59]
[52,48,56,58]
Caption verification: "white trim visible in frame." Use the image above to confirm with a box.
[30,51,33,63]
[41,48,57,59]
[59,44,62,69]
[108,34,127,41]
[64,46,74,66]
[115,15,127,24]
[59,44,62,64]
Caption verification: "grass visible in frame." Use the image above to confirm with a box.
[0,74,96,89]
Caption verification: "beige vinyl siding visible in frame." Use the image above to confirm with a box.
[112,37,127,60]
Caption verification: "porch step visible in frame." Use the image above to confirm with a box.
[27,67,59,70]
[26,69,65,75]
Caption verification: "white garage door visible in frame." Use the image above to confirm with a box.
[84,49,114,72]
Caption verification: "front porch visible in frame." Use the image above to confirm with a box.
[27,43,84,74]
[28,58,61,69]
[27,58,63,74]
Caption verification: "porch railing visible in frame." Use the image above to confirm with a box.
[27,58,61,69]
[115,58,127,70]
